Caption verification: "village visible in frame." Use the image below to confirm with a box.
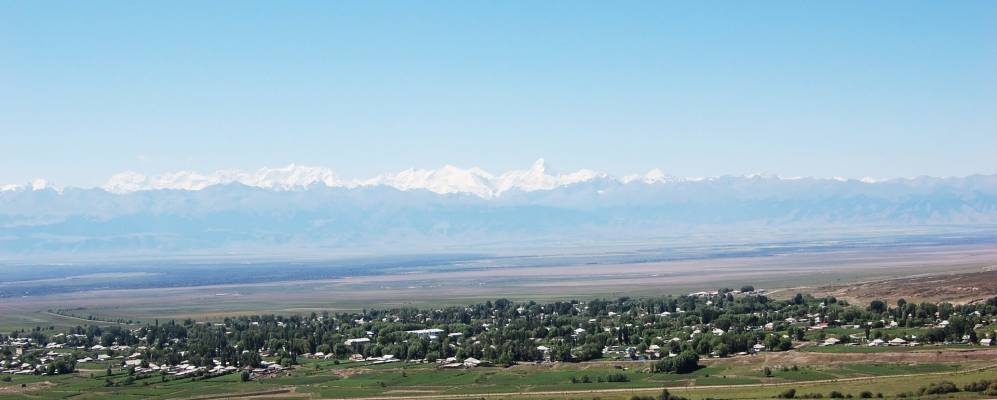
[2,289,996,382]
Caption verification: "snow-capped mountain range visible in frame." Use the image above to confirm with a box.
[4,158,879,198]
[2,160,997,257]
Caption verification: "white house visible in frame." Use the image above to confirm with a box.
[406,328,445,339]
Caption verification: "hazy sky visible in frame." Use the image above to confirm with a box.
[2,1,995,187]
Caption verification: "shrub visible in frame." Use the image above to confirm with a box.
[859,391,872,398]
[918,381,959,395]
[964,379,996,392]
[658,389,688,400]
[653,350,699,374]
[777,388,797,399]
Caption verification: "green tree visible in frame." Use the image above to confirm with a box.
[497,350,514,367]
[868,300,887,314]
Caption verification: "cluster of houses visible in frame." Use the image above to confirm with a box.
[331,298,980,365]
[812,318,996,348]
[341,328,450,346]
[563,299,997,360]
[688,288,764,297]
[244,361,289,379]
[0,330,268,379]
[0,337,77,375]
[440,356,483,368]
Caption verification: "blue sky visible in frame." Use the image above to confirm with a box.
[2,1,995,186]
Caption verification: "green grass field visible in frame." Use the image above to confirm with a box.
[1,350,993,400]
[800,343,974,353]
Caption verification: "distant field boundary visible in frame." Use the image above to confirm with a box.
[42,310,136,326]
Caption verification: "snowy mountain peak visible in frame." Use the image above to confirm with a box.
[530,158,548,173]
[104,171,151,193]
[30,179,53,191]
[247,164,341,189]
[488,158,603,195]
[623,168,675,184]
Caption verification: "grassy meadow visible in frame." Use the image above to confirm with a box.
[1,348,994,399]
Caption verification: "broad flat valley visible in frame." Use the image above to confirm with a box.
[3,230,996,330]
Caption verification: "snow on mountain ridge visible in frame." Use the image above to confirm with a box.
[0,179,58,192]
[104,164,343,193]
[356,159,609,198]
[99,159,611,198]
[361,165,496,198]
[15,160,950,198]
